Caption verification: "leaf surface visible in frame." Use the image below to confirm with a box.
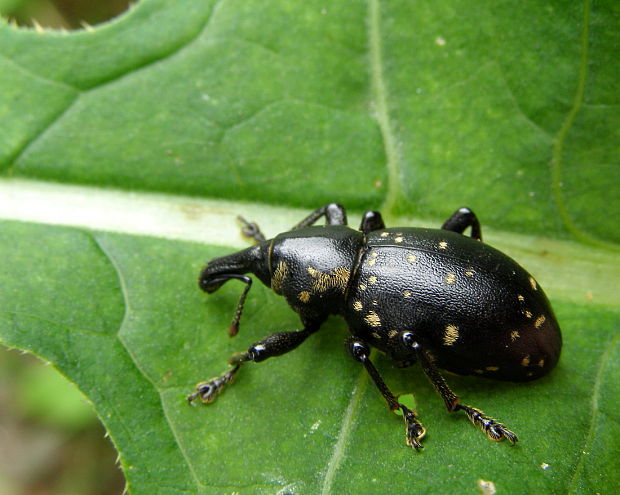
[1,0,619,494]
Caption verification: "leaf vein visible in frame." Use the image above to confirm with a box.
[367,0,403,214]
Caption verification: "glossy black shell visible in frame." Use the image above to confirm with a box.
[269,226,561,382]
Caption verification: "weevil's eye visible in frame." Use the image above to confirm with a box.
[400,331,419,350]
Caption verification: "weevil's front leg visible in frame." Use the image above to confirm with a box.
[415,344,518,444]
[239,203,348,244]
[238,216,267,244]
[441,207,482,241]
[291,203,348,229]
[188,323,320,404]
[345,337,426,450]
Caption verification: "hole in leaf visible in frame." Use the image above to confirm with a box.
[1,0,134,31]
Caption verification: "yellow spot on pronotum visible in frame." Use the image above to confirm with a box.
[535,315,546,328]
[465,269,475,277]
[307,266,350,293]
[438,241,448,249]
[403,290,412,298]
[529,276,538,291]
[517,294,525,302]
[353,301,363,311]
[510,330,520,341]
[380,232,389,238]
[271,261,289,294]
[443,324,459,345]
[298,291,311,303]
[394,236,403,243]
[524,310,532,319]
[407,254,417,263]
[364,311,381,327]
[538,359,545,367]
[485,366,499,371]
[521,355,530,367]
[368,275,378,284]
[388,330,398,338]
[359,283,367,291]
[445,272,456,284]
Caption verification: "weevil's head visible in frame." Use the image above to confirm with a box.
[199,242,271,293]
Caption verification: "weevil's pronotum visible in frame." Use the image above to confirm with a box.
[187,204,562,449]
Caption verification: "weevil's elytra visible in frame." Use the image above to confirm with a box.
[188,204,562,450]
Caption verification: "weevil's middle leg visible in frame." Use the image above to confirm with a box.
[345,337,426,450]
[188,323,319,404]
[416,346,518,444]
[359,211,385,234]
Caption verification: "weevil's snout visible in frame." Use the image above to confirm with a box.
[198,264,228,293]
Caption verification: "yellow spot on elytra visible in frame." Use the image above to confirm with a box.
[307,266,350,293]
[521,355,530,367]
[529,276,538,291]
[367,258,376,266]
[438,241,448,249]
[298,291,310,303]
[524,310,532,319]
[388,330,398,338]
[353,301,363,311]
[403,290,412,298]
[359,283,367,291]
[364,311,381,327]
[445,272,456,284]
[271,261,289,294]
[535,315,546,328]
[380,231,389,238]
[517,294,525,302]
[510,330,520,341]
[407,254,417,263]
[372,332,381,339]
[485,366,499,371]
[538,359,545,367]
[395,236,403,243]
[443,324,459,345]
[372,300,378,306]
[368,275,377,284]
[465,269,475,277]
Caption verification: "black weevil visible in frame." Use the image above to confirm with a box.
[188,204,562,449]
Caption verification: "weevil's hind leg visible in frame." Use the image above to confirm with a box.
[359,211,385,234]
[416,347,518,444]
[345,337,426,450]
[291,203,348,230]
[188,323,320,404]
[441,207,482,241]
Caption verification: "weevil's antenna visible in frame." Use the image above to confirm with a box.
[227,275,252,337]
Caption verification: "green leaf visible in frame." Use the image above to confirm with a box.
[1,1,619,494]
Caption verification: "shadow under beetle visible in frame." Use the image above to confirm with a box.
[188,204,562,449]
